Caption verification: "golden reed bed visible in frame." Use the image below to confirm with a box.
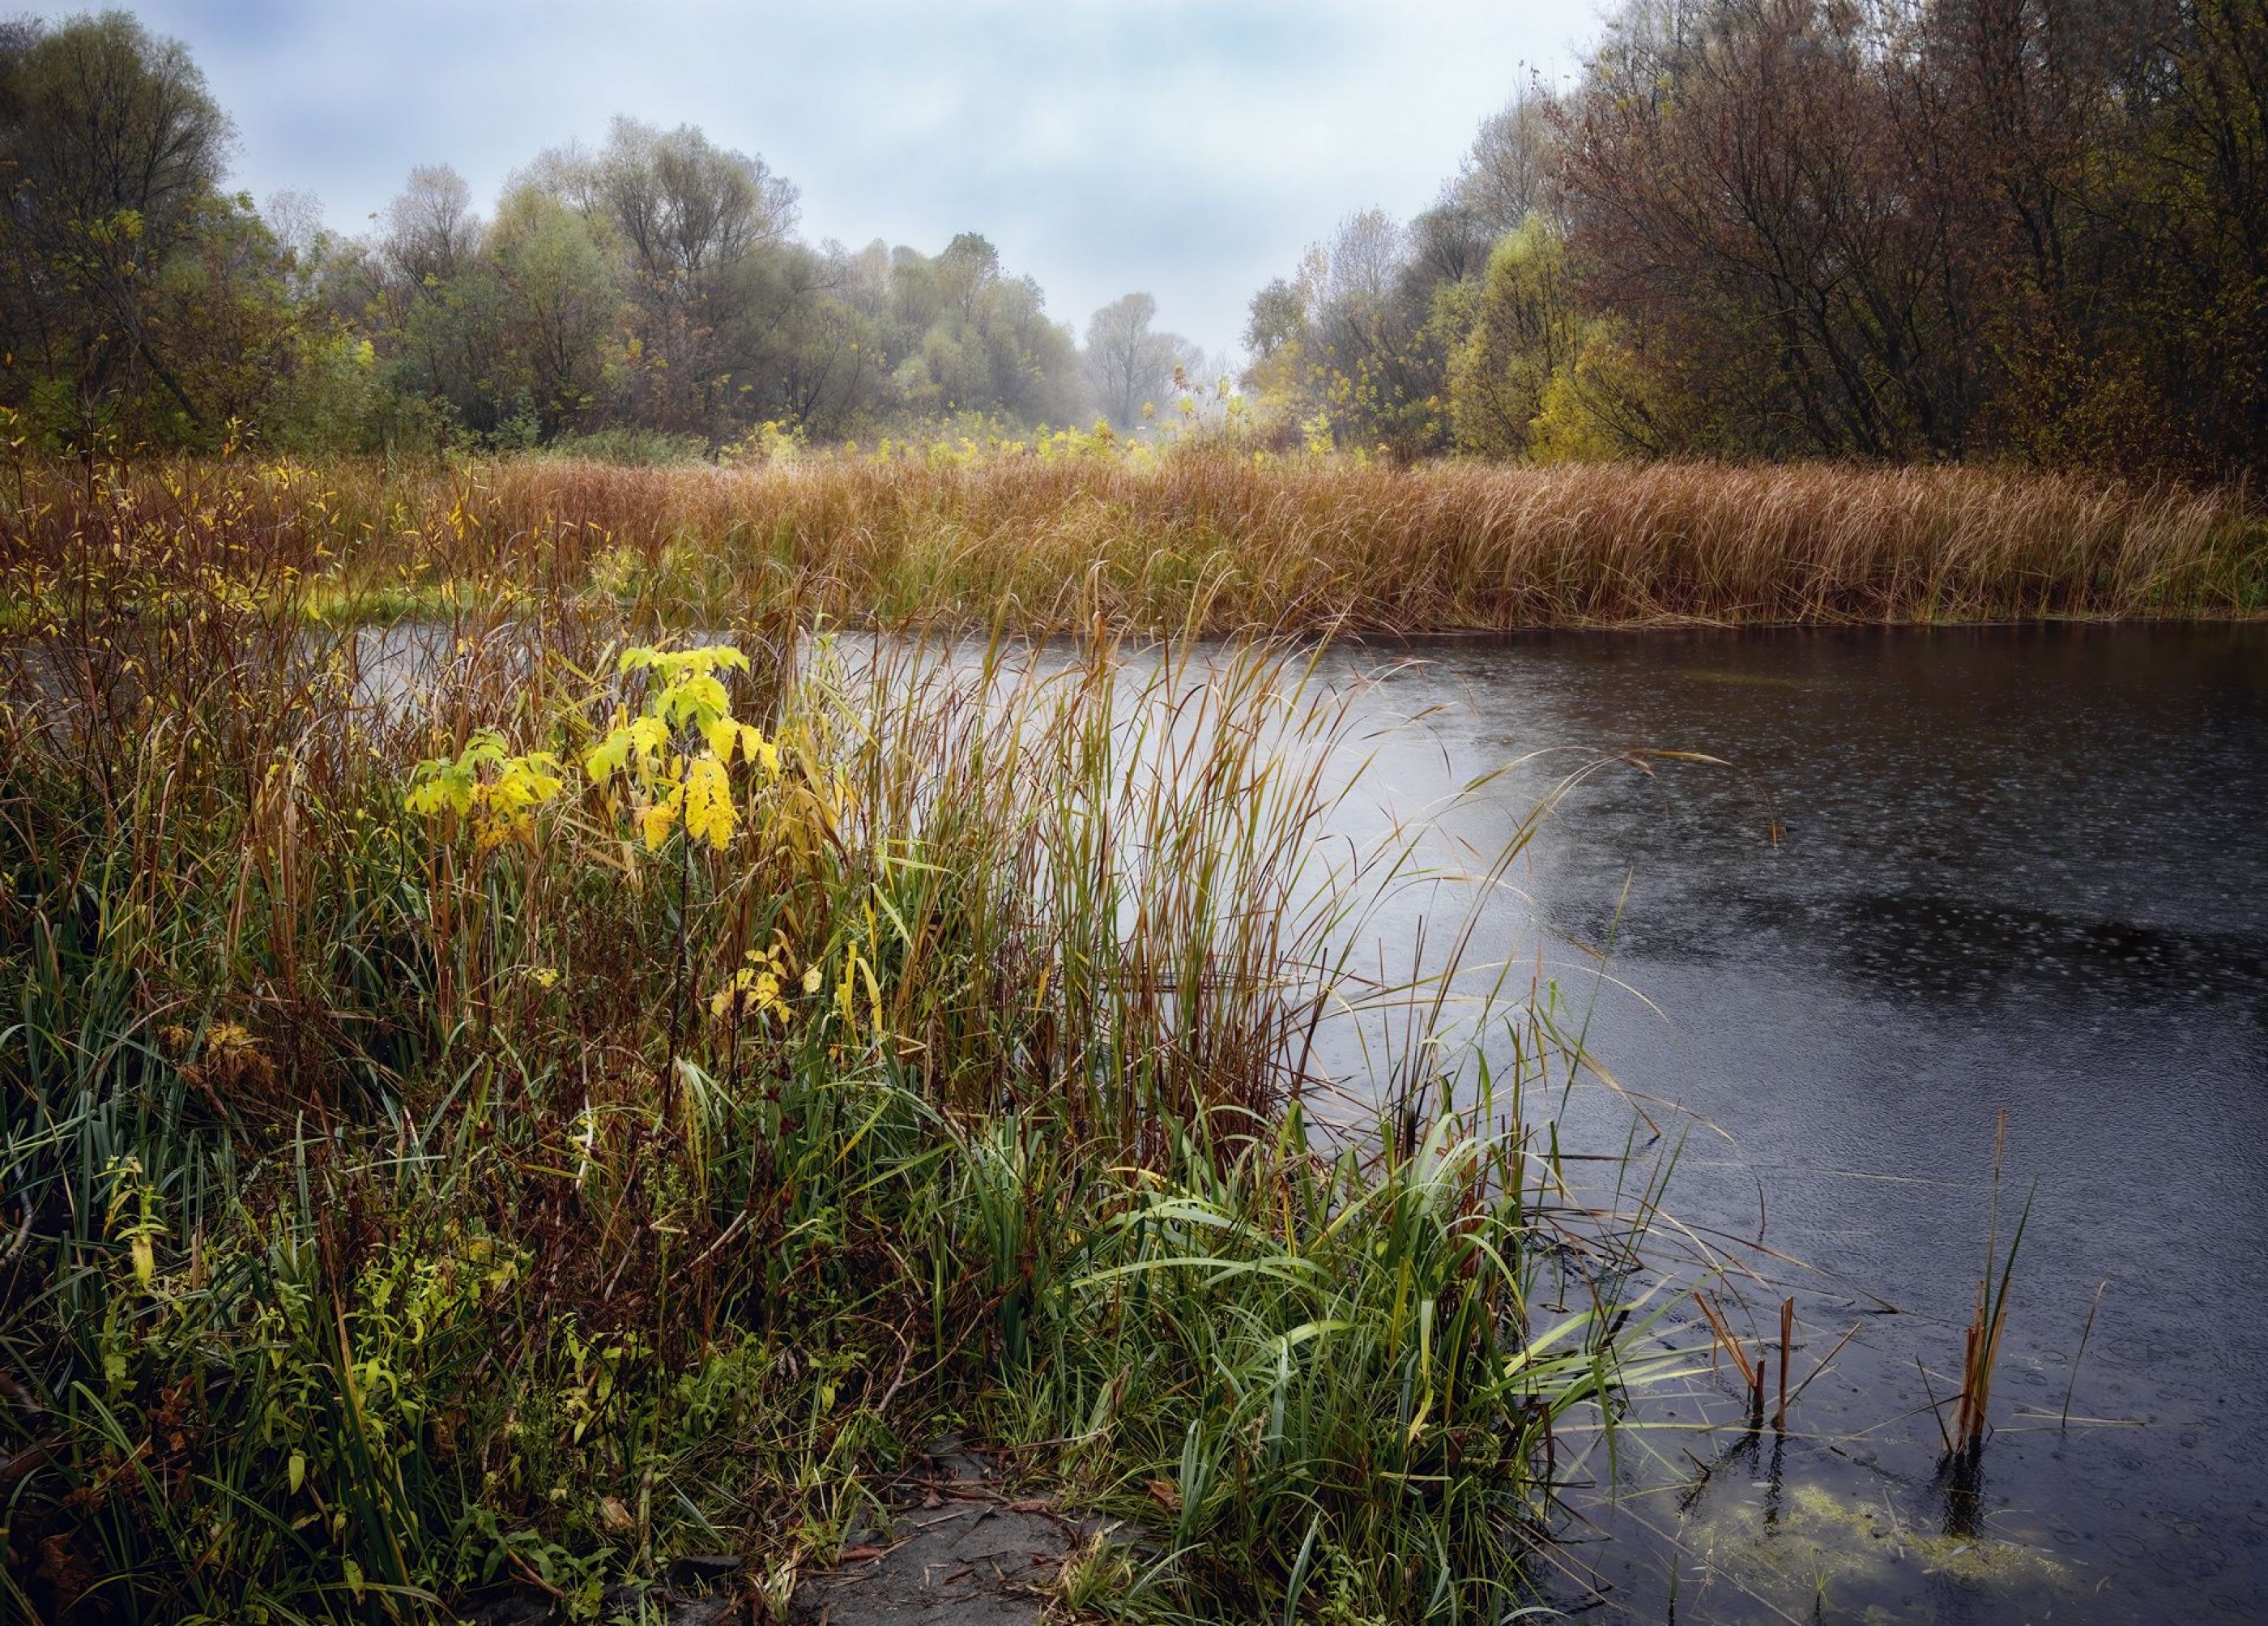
[9,453,2262,630]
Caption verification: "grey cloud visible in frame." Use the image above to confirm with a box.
[98,0,1588,356]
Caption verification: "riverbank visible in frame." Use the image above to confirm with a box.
[5,453,2262,634]
[0,595,1695,1622]
[7,460,2261,1620]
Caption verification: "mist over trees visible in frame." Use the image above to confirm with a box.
[0,11,1209,455]
[4,2,2260,473]
[1243,0,2266,475]
[1083,292,1206,427]
[295,120,1104,452]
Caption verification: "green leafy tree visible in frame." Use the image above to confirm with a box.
[0,10,258,445]
[1447,217,1579,457]
[488,186,621,435]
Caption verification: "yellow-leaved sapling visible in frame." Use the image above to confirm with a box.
[582,642,783,1075]
[584,644,778,856]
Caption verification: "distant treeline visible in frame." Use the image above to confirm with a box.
[0,11,1218,457]
[3,3,2263,475]
[1251,0,2267,476]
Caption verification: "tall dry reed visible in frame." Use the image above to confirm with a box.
[6,451,2260,634]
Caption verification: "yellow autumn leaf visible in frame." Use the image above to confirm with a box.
[704,717,769,766]
[682,753,736,851]
[638,786,683,851]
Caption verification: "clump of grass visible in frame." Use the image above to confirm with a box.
[6,450,2262,638]
[0,549,1689,1622]
[1951,1110,2035,1460]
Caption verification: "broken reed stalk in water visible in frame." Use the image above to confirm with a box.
[1776,1295,1793,1431]
[1696,1289,1767,1425]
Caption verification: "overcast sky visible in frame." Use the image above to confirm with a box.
[89,2,1597,359]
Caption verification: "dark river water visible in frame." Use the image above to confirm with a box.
[1307,625,2268,1624]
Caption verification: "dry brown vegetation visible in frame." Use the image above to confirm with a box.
[8,452,2262,634]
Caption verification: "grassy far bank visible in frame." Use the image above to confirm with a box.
[3,450,2264,638]
[0,548,1699,1625]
